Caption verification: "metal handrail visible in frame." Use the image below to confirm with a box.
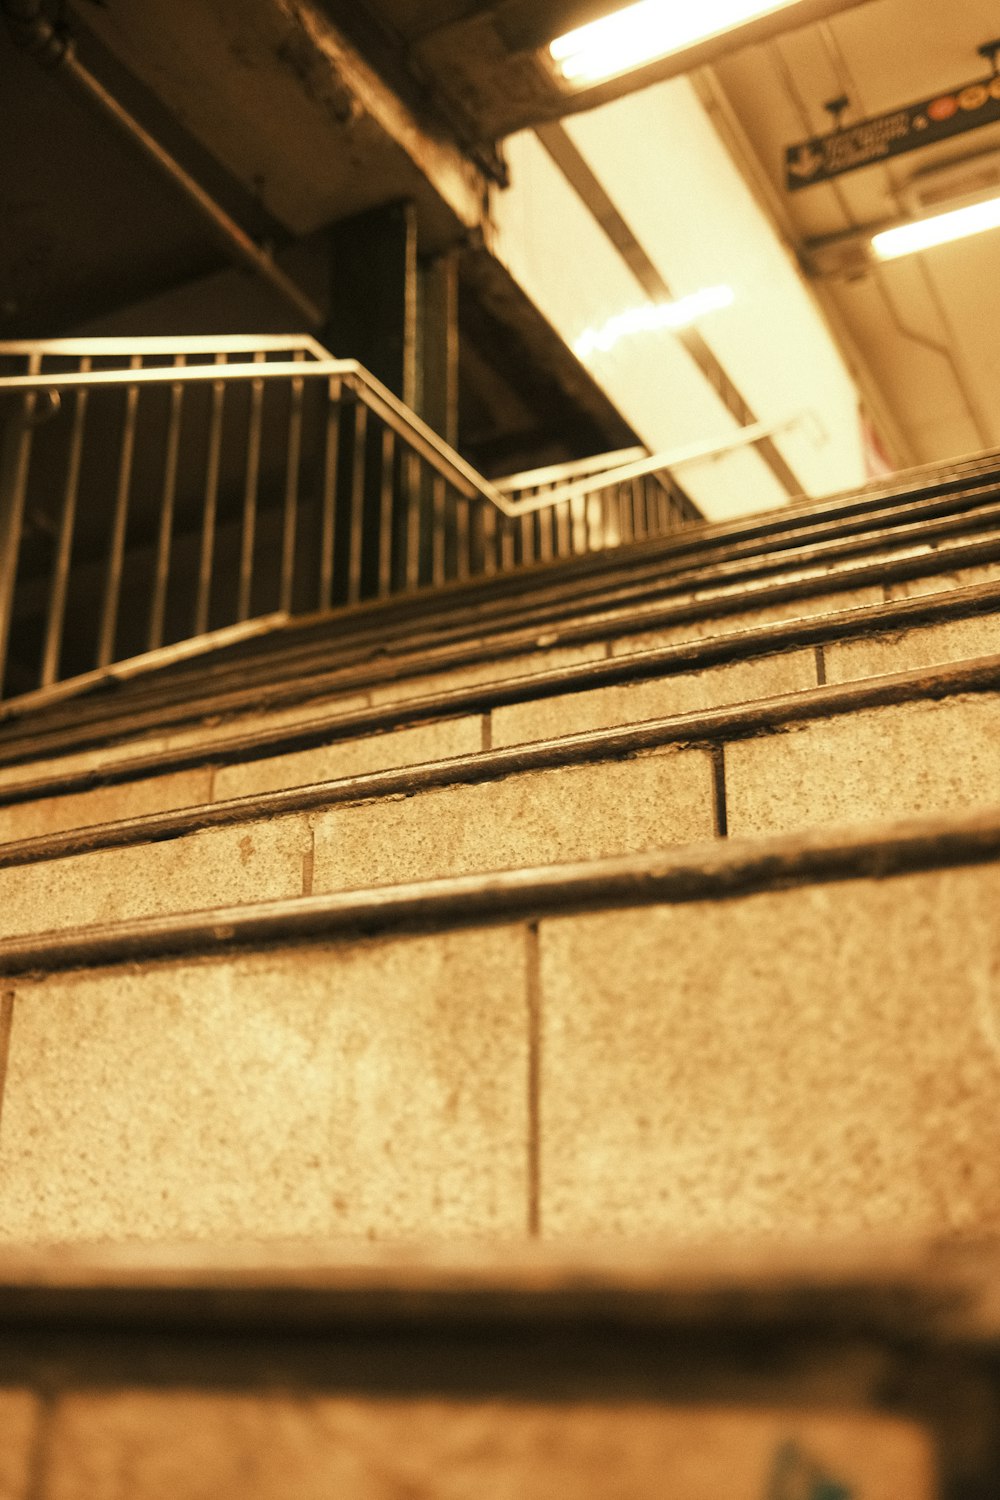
[0,352,808,520]
[504,416,810,515]
[496,446,647,492]
[0,354,517,517]
[0,336,700,705]
[0,335,332,359]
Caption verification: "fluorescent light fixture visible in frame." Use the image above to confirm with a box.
[573,285,734,360]
[549,0,802,86]
[871,193,1000,260]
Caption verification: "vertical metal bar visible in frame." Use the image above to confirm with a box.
[97,354,141,669]
[318,378,341,611]
[618,483,634,544]
[404,449,421,590]
[455,492,470,582]
[347,399,367,605]
[500,508,516,573]
[194,352,227,635]
[377,424,395,599]
[237,349,266,622]
[146,353,184,652]
[0,353,40,697]
[601,488,619,549]
[571,493,588,555]
[536,488,554,565]
[555,499,571,559]
[519,505,535,567]
[481,499,498,578]
[41,358,91,686]
[631,476,647,541]
[280,352,305,614]
[431,471,446,587]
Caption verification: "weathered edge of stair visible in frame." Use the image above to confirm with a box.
[2,803,998,975]
[3,578,1000,813]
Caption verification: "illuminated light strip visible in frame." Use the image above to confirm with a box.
[549,0,803,86]
[573,286,735,360]
[871,193,1000,259]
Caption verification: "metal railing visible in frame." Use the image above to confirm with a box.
[0,336,699,707]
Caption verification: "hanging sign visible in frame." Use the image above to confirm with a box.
[785,73,1000,190]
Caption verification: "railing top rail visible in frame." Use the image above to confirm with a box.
[496,446,647,494]
[0,355,517,517]
[0,334,333,359]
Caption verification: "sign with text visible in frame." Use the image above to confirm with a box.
[785,73,1000,190]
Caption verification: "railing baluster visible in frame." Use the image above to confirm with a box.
[41,357,90,686]
[537,488,554,564]
[520,505,536,567]
[481,499,498,578]
[500,508,516,572]
[431,471,446,587]
[347,399,367,605]
[404,449,421,590]
[555,499,571,558]
[0,352,40,697]
[631,476,647,541]
[455,492,470,582]
[194,352,226,636]
[377,424,395,599]
[319,378,341,611]
[147,354,184,652]
[237,349,266,622]
[280,352,305,614]
[97,354,141,669]
[618,483,633,544]
[571,493,588,555]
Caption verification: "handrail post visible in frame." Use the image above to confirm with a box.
[0,355,40,697]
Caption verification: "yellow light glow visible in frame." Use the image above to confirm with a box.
[871,194,1000,260]
[549,0,803,86]
[573,285,735,360]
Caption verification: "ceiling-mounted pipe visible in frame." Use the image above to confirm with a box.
[2,0,324,328]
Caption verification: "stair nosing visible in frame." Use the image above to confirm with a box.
[3,804,998,977]
[2,651,999,874]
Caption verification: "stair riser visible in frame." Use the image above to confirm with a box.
[1,860,996,1244]
[5,599,1000,841]
[3,691,999,936]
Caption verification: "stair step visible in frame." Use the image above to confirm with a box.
[3,499,1000,765]
[2,578,999,842]
[1,655,998,938]
[4,1235,995,1497]
[0,810,997,1245]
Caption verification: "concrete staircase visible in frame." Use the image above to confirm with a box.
[1,452,1000,1246]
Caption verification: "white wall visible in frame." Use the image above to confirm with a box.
[489,75,869,519]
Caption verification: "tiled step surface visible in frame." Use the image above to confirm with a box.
[8,1234,996,1498]
[0,814,998,1244]
[3,572,1000,843]
[2,666,999,937]
[3,501,1000,771]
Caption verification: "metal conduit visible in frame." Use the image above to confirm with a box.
[1,0,324,328]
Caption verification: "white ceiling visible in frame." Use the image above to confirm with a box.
[710,0,1000,467]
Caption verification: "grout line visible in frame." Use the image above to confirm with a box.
[481,712,492,753]
[525,922,542,1239]
[711,746,728,839]
[814,643,827,687]
[301,825,316,897]
[883,584,893,604]
[0,987,13,1142]
[207,764,217,803]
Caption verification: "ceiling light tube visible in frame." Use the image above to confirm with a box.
[549,0,804,87]
[871,193,1000,260]
[573,285,735,360]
